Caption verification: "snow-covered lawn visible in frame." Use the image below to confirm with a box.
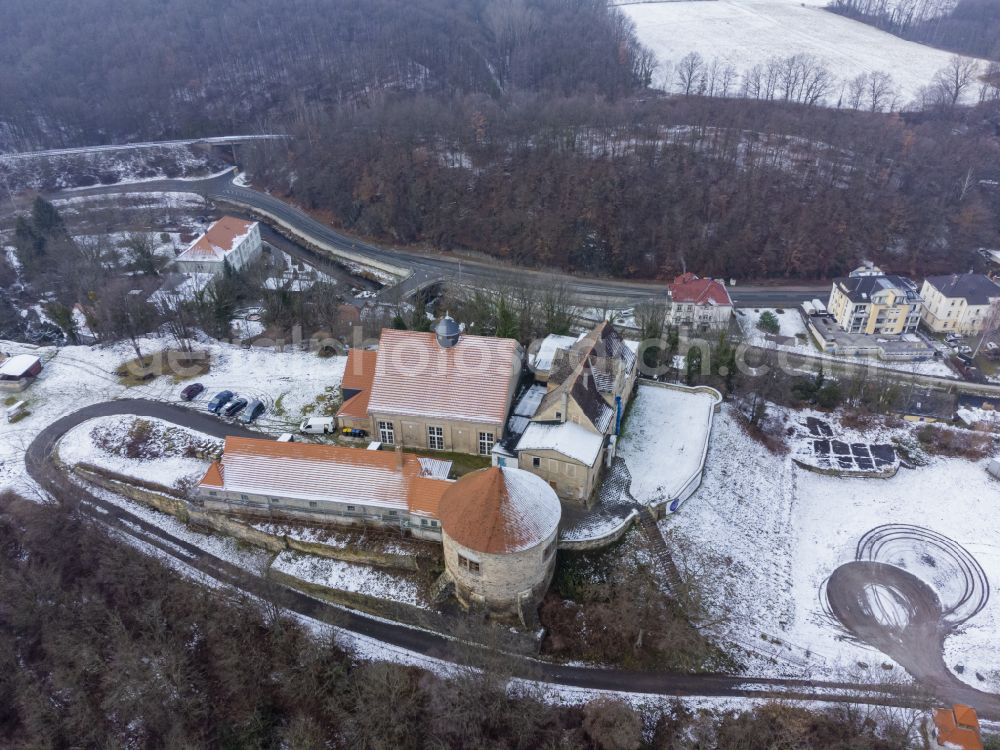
[57,415,218,490]
[737,307,810,345]
[624,0,988,107]
[272,551,427,608]
[667,404,1000,689]
[0,337,347,495]
[619,383,717,507]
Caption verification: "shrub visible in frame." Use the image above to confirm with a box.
[915,424,992,460]
[758,311,780,335]
[582,698,642,750]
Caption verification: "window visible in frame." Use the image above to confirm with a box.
[457,554,481,573]
[347,505,356,512]
[420,519,428,526]
[555,411,562,420]
[388,510,398,517]
[532,456,541,468]
[427,425,444,450]
[478,431,494,456]
[468,560,481,573]
[208,491,217,497]
[308,501,317,508]
[430,520,438,527]
[240,494,248,501]
[270,498,280,504]
[566,463,576,478]
[378,421,395,444]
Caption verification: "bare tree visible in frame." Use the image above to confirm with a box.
[675,52,705,96]
[95,279,159,359]
[931,55,982,109]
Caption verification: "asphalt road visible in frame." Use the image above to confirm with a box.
[23,398,1000,715]
[51,172,828,309]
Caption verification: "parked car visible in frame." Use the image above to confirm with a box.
[299,416,335,434]
[239,399,266,424]
[206,390,234,414]
[180,382,205,401]
[224,398,249,417]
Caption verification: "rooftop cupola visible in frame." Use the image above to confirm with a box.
[435,314,461,349]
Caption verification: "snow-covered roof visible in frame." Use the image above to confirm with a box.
[438,466,560,554]
[200,437,451,518]
[367,329,521,425]
[530,334,580,373]
[515,421,605,466]
[0,354,40,378]
[175,216,256,263]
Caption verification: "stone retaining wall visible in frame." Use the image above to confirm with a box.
[791,458,900,479]
[558,510,638,551]
[72,465,434,572]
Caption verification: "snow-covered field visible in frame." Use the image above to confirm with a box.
[668,404,1000,689]
[624,0,988,107]
[619,383,717,507]
[0,337,347,496]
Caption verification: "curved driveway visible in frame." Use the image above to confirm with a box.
[24,398,1000,715]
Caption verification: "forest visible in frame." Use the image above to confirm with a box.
[0,490,933,749]
[2,0,999,280]
[830,0,1000,60]
[243,92,1000,280]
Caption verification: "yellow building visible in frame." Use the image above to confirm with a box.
[827,274,922,335]
[920,274,1000,335]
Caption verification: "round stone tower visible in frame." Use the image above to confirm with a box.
[438,466,561,619]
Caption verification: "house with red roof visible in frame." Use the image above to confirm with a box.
[173,216,261,275]
[932,705,984,750]
[667,273,733,331]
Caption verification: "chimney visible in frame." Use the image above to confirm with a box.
[395,444,404,469]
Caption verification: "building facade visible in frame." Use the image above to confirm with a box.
[666,273,734,330]
[827,273,922,335]
[173,216,262,275]
[196,437,451,541]
[920,274,1000,336]
[514,321,636,505]
[364,320,523,456]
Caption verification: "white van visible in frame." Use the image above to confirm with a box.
[299,416,335,434]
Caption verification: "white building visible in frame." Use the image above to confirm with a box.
[173,216,262,275]
[920,274,1000,336]
[666,273,733,330]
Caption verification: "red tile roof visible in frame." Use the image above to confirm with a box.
[933,705,984,750]
[669,273,732,306]
[337,349,377,420]
[438,467,560,554]
[198,437,451,518]
[367,329,521,425]
[341,349,377,393]
[177,216,256,261]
